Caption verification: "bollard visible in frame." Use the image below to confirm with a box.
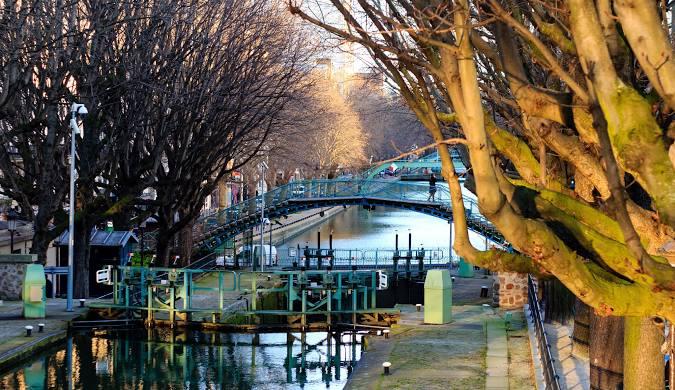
[480,286,488,298]
[383,329,390,339]
[38,323,45,333]
[416,303,422,312]
[25,325,33,337]
[79,299,85,308]
[382,362,391,375]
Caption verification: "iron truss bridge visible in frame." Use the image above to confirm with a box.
[194,179,505,253]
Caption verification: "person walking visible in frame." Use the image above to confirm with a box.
[428,173,437,202]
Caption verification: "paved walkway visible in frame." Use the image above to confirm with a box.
[544,320,590,389]
[0,299,86,370]
[486,317,508,389]
[345,304,535,390]
[523,305,589,390]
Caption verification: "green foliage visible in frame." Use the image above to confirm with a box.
[130,252,155,267]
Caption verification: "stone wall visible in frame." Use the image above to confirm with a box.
[492,272,528,309]
[0,255,35,300]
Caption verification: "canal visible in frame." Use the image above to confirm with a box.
[1,187,492,390]
[278,204,494,256]
[0,329,364,389]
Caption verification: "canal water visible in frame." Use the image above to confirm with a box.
[278,205,492,256]
[0,329,364,390]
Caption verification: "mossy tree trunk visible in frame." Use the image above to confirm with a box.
[623,317,664,390]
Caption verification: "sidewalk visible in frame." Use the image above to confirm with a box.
[0,299,86,371]
[544,321,589,389]
[524,305,590,390]
[345,304,536,390]
[234,206,344,247]
[346,305,490,390]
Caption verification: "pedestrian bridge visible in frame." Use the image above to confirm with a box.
[361,150,465,179]
[194,179,505,252]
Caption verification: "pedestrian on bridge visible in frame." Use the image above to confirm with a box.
[428,173,437,202]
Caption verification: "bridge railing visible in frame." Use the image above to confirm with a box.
[192,178,502,245]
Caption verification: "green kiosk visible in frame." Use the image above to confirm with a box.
[424,269,452,324]
[458,257,475,278]
[23,263,46,318]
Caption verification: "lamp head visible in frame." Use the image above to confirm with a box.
[6,208,18,231]
[70,103,88,118]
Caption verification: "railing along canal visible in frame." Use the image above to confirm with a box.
[527,274,562,390]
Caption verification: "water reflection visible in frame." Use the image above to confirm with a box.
[278,205,491,253]
[0,329,363,390]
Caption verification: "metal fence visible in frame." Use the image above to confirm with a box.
[527,274,562,390]
[277,247,459,270]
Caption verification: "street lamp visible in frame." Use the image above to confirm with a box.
[258,159,268,272]
[66,102,88,312]
[7,208,18,253]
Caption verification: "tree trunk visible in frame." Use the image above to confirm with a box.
[30,225,52,265]
[73,217,92,298]
[572,299,590,360]
[156,232,172,267]
[178,225,194,265]
[623,316,664,390]
[590,314,624,389]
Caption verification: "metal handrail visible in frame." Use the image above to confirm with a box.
[194,178,500,242]
[528,274,562,390]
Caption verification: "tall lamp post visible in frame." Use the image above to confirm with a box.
[7,208,17,253]
[66,103,88,312]
[258,160,268,272]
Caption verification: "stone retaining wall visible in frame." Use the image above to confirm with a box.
[492,272,528,309]
[0,255,35,300]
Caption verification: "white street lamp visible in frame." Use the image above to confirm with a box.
[66,103,87,312]
[258,159,268,272]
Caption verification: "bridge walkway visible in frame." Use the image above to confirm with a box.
[193,179,505,254]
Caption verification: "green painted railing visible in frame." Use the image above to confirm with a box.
[143,176,504,255]
[194,178,499,244]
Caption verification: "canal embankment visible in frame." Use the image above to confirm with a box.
[233,206,345,248]
[344,275,536,390]
[0,299,87,372]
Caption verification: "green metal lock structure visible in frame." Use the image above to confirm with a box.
[424,269,452,324]
[457,258,475,278]
[23,264,46,318]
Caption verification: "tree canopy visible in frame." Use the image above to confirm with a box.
[290,0,675,326]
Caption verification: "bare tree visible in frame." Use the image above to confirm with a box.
[348,87,432,160]
[291,0,675,386]
[151,0,314,265]
[267,71,368,180]
[0,1,79,262]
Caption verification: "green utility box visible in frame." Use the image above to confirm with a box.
[458,258,475,278]
[424,269,452,324]
[23,264,46,318]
